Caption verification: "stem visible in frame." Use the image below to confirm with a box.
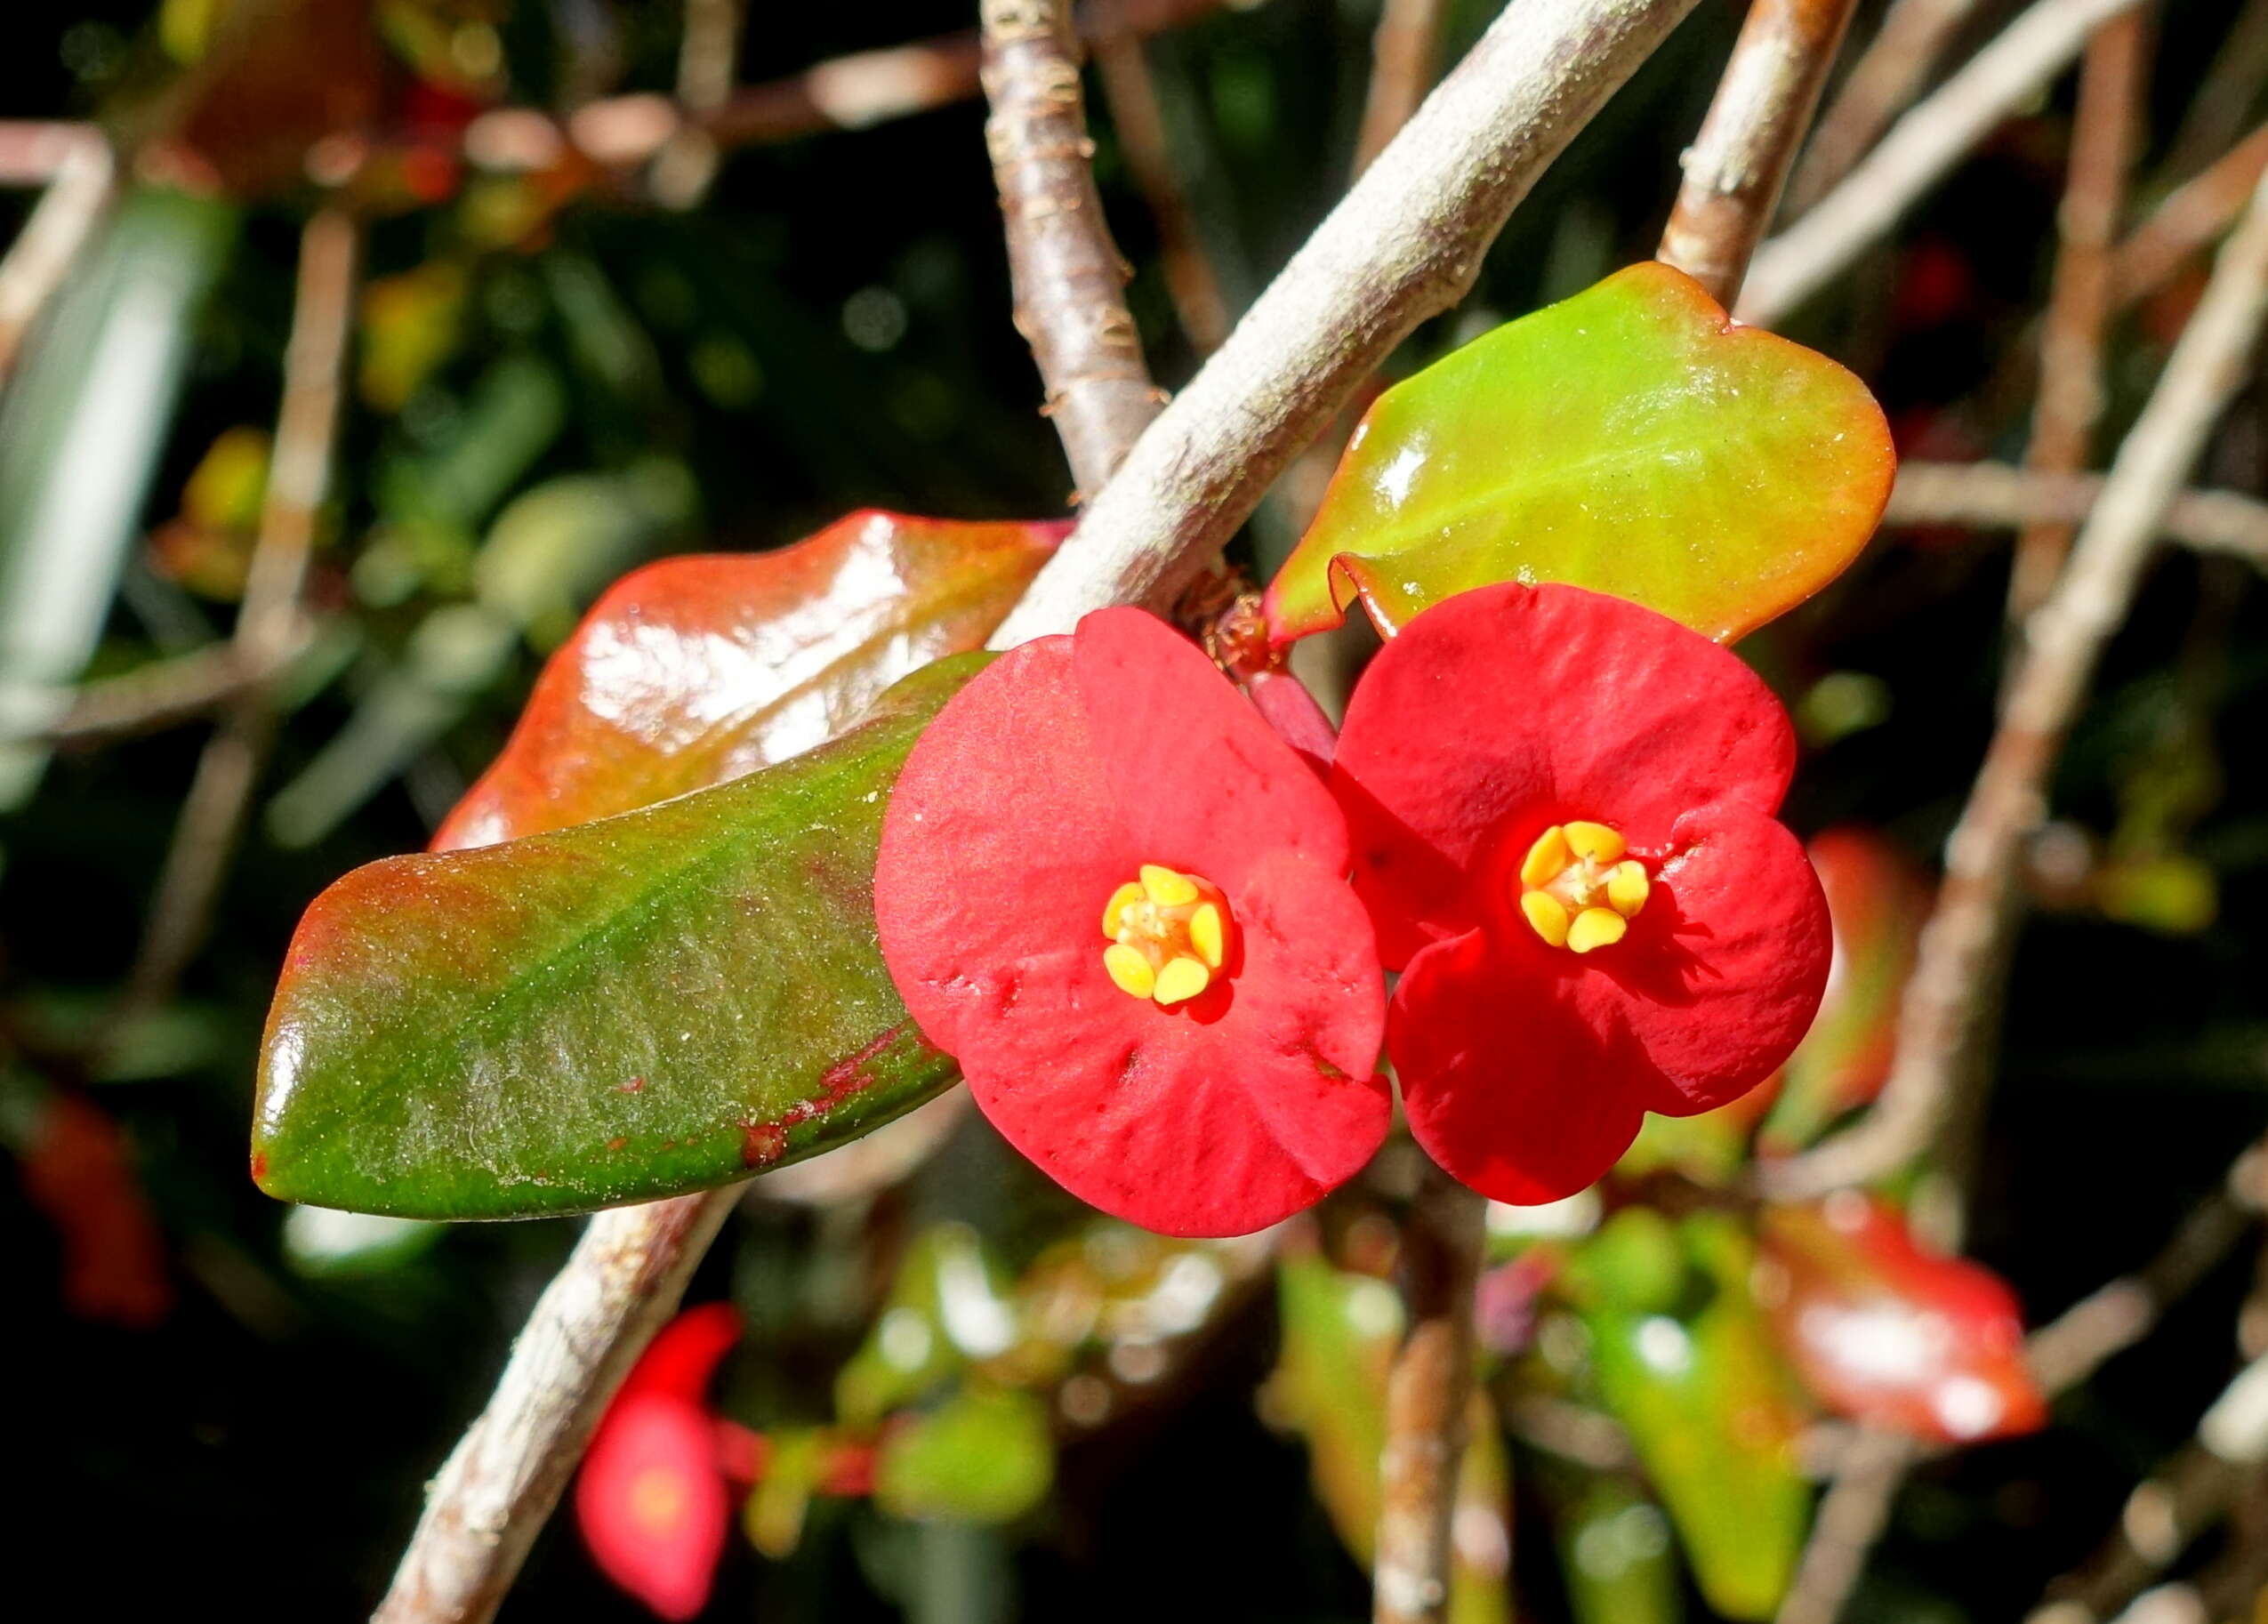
[990,0,1709,646]
[121,205,357,1025]
[1783,0,1982,213]
[1655,0,1862,305]
[1352,0,1452,180]
[1884,460,2268,569]
[1741,0,2146,327]
[982,0,1164,499]
[1091,30,1234,354]
[1373,1165,1486,1624]
[2112,123,2268,308]
[2007,9,2146,620]
[0,130,114,384]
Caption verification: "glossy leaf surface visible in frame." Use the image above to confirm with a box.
[253,661,981,1218]
[434,510,1064,850]
[1263,262,1894,647]
[1759,1194,2046,1443]
[1588,1220,1810,1621]
[1555,1479,1681,1624]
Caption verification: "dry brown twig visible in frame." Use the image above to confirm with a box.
[2113,123,2268,307]
[23,635,313,750]
[982,0,1164,498]
[1090,29,1234,354]
[1655,0,1862,304]
[1353,0,1453,179]
[1784,0,1982,213]
[122,205,358,1024]
[1884,460,2268,567]
[1374,1165,1487,1624]
[2008,7,2147,620]
[0,128,115,384]
[1741,0,2147,327]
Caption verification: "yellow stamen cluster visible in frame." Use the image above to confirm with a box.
[1516,820,1650,954]
[1101,863,1233,1005]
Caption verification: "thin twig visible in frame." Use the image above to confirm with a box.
[1757,159,2268,1203]
[1374,1165,1487,1624]
[1784,0,1982,213]
[1741,0,2145,327]
[2160,0,2268,186]
[2027,1355,2268,1624]
[2028,1144,2267,1397]
[1352,0,1452,179]
[21,634,311,749]
[2007,8,2147,619]
[372,1191,740,1624]
[121,206,357,1022]
[373,5,1706,1616]
[1655,0,1862,304]
[982,0,1164,498]
[466,0,1236,175]
[648,0,745,207]
[1091,31,1234,353]
[0,130,116,383]
[0,120,101,186]
[1883,460,2268,567]
[990,0,1709,645]
[1775,1428,1918,1624]
[2112,123,2268,309]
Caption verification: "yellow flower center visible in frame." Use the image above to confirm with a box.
[1515,821,1651,954]
[1100,864,1234,1006]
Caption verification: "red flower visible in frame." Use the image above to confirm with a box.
[874,607,1389,1237]
[577,1305,742,1620]
[1331,583,1830,1204]
[1759,1194,2047,1443]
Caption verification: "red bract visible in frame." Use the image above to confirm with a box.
[1331,583,1831,1204]
[1758,1194,2047,1443]
[578,1306,742,1620]
[874,607,1389,1237]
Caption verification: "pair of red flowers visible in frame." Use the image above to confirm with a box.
[875,583,1830,1237]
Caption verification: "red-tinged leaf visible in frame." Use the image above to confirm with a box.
[434,511,1065,850]
[1758,1194,2047,1444]
[1262,262,1894,647]
[1587,1218,1810,1621]
[253,660,980,1219]
[1759,830,1933,1154]
[577,1391,730,1621]
[19,1091,172,1329]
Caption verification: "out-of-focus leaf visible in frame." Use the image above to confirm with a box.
[267,462,690,848]
[359,261,467,412]
[1554,1479,1681,1624]
[435,510,1065,851]
[1561,1209,1688,1315]
[1759,829,1932,1154]
[838,1225,1019,1427]
[873,1387,1054,1525]
[1588,1219,1810,1621]
[1261,262,1894,647]
[281,1205,443,1277]
[1616,1083,1777,1186]
[0,189,236,807]
[1757,1194,2046,1444]
[744,1429,824,1559]
[252,659,980,1219]
[1265,1254,1512,1624]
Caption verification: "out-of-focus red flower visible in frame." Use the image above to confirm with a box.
[874,607,1388,1237]
[1758,1193,2047,1443]
[577,1306,742,1620]
[1331,583,1831,1204]
[19,1091,172,1329]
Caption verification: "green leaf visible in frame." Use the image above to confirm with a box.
[837,1224,1019,1427]
[251,659,981,1219]
[873,1386,1054,1525]
[1587,1220,1811,1621]
[1262,262,1894,647]
[1554,1480,1682,1624]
